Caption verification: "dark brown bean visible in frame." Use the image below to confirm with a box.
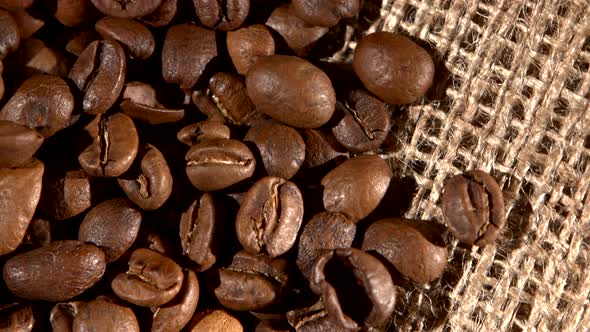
[141,0,177,27]
[0,9,19,59]
[50,297,140,332]
[441,170,506,246]
[45,0,99,27]
[291,0,359,27]
[177,121,230,146]
[65,30,99,57]
[95,17,155,59]
[301,128,348,169]
[192,90,226,121]
[353,32,434,104]
[208,72,260,125]
[119,82,185,124]
[3,240,106,302]
[286,300,350,332]
[0,120,44,168]
[90,0,163,18]
[226,24,275,75]
[151,270,199,332]
[25,218,52,248]
[40,169,93,220]
[0,303,34,332]
[187,310,243,331]
[193,0,249,31]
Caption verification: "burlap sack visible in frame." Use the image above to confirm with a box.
[337,0,590,331]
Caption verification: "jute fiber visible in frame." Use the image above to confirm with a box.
[337,0,590,331]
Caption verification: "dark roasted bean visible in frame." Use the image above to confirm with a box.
[151,270,199,332]
[90,0,163,18]
[95,17,156,59]
[193,0,249,31]
[0,9,19,59]
[0,120,44,168]
[266,5,328,56]
[291,0,360,27]
[226,24,275,75]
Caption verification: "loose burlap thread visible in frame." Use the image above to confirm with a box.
[335,0,590,331]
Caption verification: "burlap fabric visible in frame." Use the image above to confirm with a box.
[335,0,590,331]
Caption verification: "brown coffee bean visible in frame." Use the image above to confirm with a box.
[25,218,52,248]
[0,159,43,256]
[78,113,139,177]
[188,310,243,332]
[441,170,505,246]
[9,9,44,38]
[236,176,304,257]
[185,138,256,191]
[119,82,185,124]
[45,0,99,27]
[266,5,328,57]
[162,23,217,89]
[0,0,33,9]
[141,0,177,27]
[246,55,335,128]
[118,144,173,210]
[50,297,140,332]
[301,128,348,170]
[362,218,448,283]
[208,72,260,125]
[0,9,19,59]
[90,0,163,18]
[177,121,230,146]
[310,248,395,330]
[0,75,74,138]
[111,248,184,307]
[9,38,72,77]
[331,89,390,153]
[78,198,142,263]
[65,30,99,57]
[353,32,434,105]
[192,90,226,121]
[69,40,126,114]
[296,212,355,280]
[227,24,275,75]
[286,300,350,332]
[193,0,249,31]
[95,17,155,59]
[3,240,106,301]
[244,121,306,179]
[0,303,34,331]
[0,120,44,168]
[151,270,199,332]
[40,169,93,220]
[291,0,359,27]
[321,155,391,222]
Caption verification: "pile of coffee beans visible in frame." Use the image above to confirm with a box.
[0,0,507,330]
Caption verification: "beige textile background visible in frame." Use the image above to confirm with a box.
[341,0,590,331]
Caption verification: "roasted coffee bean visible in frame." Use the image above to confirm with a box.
[0,120,44,168]
[151,270,199,332]
[25,218,52,247]
[246,55,335,128]
[310,248,395,329]
[111,248,184,307]
[119,82,185,124]
[162,23,217,89]
[192,90,226,121]
[179,193,226,271]
[193,0,249,31]
[302,128,348,169]
[296,211,355,280]
[0,303,34,331]
[331,89,390,153]
[353,32,434,105]
[0,159,43,256]
[362,218,448,283]
[286,300,349,332]
[10,9,45,38]
[0,0,33,9]
[40,169,93,220]
[9,38,71,77]
[185,138,256,191]
[208,72,260,125]
[65,30,99,57]
[177,121,231,146]
[213,251,289,311]
[69,40,126,114]
[188,309,243,332]
[321,155,391,222]
[244,121,306,179]
[46,0,99,27]
[141,0,177,27]
[118,144,173,210]
[95,17,155,59]
[0,9,19,59]
[236,176,304,257]
[3,240,106,301]
[78,198,142,263]
[291,0,359,27]
[90,0,163,18]
[78,113,139,177]
[441,170,505,246]
[226,24,275,75]
[266,5,328,57]
[0,75,74,138]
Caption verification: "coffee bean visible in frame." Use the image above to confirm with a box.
[227,24,275,75]
[45,0,99,27]
[246,55,335,128]
[236,176,304,257]
[119,82,185,124]
[185,138,256,191]
[69,40,126,114]
[353,32,434,104]
[95,17,156,59]
[296,211,355,280]
[0,120,44,168]
[193,0,249,31]
[25,218,52,248]
[291,0,359,27]
[441,170,505,246]
[301,128,348,170]
[151,270,199,332]
[321,155,391,222]
[286,300,349,332]
[192,90,226,121]
[0,9,19,59]
[162,23,217,89]
[111,248,184,307]
[0,159,43,256]
[331,89,391,153]
[78,198,142,263]
[3,240,106,301]
[90,0,163,18]
[65,30,99,57]
[0,0,33,9]
[244,121,306,179]
[188,309,243,332]
[50,297,140,332]
[78,113,139,177]
[141,0,177,27]
[177,121,231,146]
[0,75,74,138]
[362,218,448,283]
[266,5,328,57]
[0,303,34,331]
[208,72,261,125]
[118,144,173,210]
[310,248,395,329]
[40,169,93,220]
[10,9,45,38]
[10,38,72,78]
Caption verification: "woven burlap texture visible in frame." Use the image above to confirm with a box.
[344,0,590,331]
